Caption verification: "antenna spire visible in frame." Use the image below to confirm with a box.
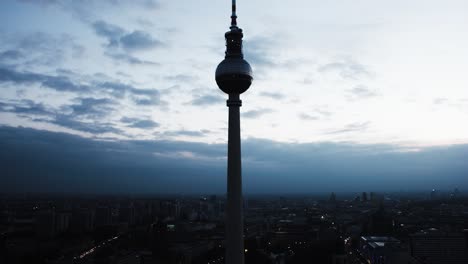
[231,0,237,27]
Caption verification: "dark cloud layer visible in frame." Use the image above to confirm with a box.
[1,126,467,194]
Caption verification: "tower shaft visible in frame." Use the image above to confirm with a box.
[215,2,252,263]
[226,93,244,264]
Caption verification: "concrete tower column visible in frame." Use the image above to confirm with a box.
[226,93,244,264]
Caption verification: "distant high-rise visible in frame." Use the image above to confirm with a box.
[94,206,111,227]
[362,192,368,202]
[35,209,56,238]
[215,1,253,263]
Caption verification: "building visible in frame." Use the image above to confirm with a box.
[358,236,409,264]
[94,206,112,228]
[70,208,94,233]
[35,209,55,238]
[55,212,71,233]
[410,228,468,264]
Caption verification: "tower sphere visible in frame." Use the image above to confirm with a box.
[216,57,252,94]
[215,25,253,95]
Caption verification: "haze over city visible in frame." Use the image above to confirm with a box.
[1,0,468,194]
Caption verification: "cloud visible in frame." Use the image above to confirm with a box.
[18,0,58,6]
[105,52,159,65]
[0,99,50,116]
[163,130,207,137]
[65,97,116,118]
[318,58,372,80]
[0,99,120,134]
[18,0,160,22]
[0,64,166,133]
[315,108,333,117]
[0,50,23,61]
[242,35,308,77]
[259,92,285,100]
[121,117,159,129]
[298,113,319,121]
[433,97,448,105]
[327,121,371,134]
[131,90,162,106]
[132,91,164,107]
[165,74,198,83]
[91,20,163,64]
[92,20,125,47]
[92,20,162,53]
[299,107,332,121]
[100,81,163,106]
[50,116,121,134]
[0,32,85,66]
[242,108,274,119]
[346,85,378,100]
[42,75,91,92]
[120,30,162,51]
[243,36,276,68]
[1,126,467,194]
[0,67,90,92]
[0,67,164,106]
[99,82,163,107]
[190,94,224,106]
[32,0,160,9]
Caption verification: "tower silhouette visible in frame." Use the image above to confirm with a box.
[215,1,253,264]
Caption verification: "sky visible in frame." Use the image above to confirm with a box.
[0,0,467,194]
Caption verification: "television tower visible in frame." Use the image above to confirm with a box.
[215,1,253,264]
